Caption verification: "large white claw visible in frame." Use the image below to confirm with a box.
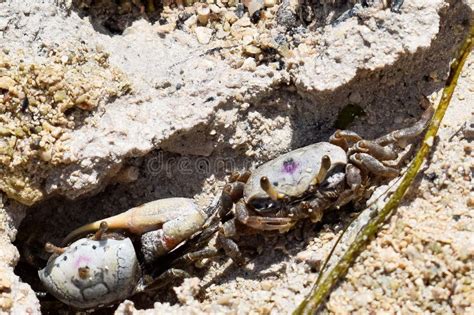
[39,238,140,310]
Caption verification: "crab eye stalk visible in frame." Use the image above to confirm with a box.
[78,266,91,279]
[93,221,109,241]
[260,176,283,201]
[315,155,331,184]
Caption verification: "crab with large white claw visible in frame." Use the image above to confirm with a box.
[210,99,434,263]
[38,197,212,309]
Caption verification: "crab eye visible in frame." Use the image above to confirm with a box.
[248,197,279,213]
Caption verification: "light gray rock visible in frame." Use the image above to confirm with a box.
[0,0,466,204]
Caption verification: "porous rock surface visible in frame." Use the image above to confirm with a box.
[0,197,40,313]
[0,0,450,204]
[0,0,472,314]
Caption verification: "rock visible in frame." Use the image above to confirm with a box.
[224,11,238,24]
[0,199,40,313]
[244,44,262,55]
[462,116,474,140]
[276,0,301,29]
[243,0,264,17]
[0,76,15,91]
[264,0,276,8]
[195,26,213,44]
[241,57,257,71]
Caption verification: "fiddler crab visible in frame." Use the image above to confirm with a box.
[39,100,433,309]
[206,100,434,263]
[38,197,213,310]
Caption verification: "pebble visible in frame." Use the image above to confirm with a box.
[60,55,69,64]
[241,57,257,71]
[264,0,276,7]
[184,15,198,28]
[0,76,15,90]
[0,297,13,311]
[195,27,213,44]
[209,4,222,13]
[243,0,264,16]
[349,91,362,104]
[0,277,11,292]
[39,147,52,162]
[242,34,254,46]
[244,45,261,56]
[462,116,474,140]
[217,295,233,305]
[224,11,238,24]
[467,196,474,208]
[260,280,273,291]
[155,22,176,34]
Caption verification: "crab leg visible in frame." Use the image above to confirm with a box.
[350,153,399,178]
[140,205,207,262]
[229,170,251,183]
[140,268,190,293]
[349,140,397,161]
[330,130,363,151]
[346,164,363,191]
[375,104,434,146]
[175,246,221,265]
[216,233,246,265]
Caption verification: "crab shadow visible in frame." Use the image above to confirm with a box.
[66,0,373,35]
[67,0,165,35]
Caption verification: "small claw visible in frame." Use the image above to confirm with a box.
[244,215,295,231]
